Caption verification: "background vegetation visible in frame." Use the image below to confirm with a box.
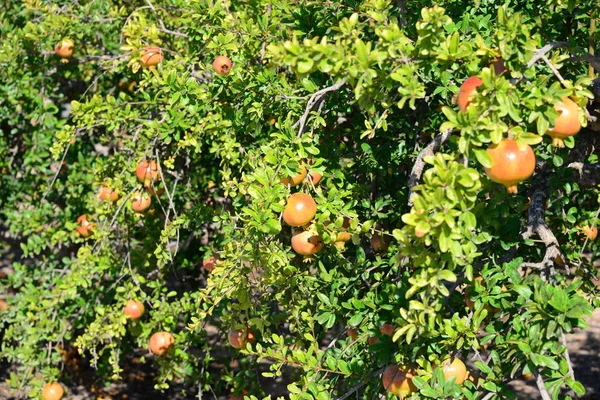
[0,0,599,399]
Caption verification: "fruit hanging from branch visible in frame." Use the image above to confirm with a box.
[136,160,161,187]
[579,225,598,241]
[280,165,307,186]
[41,382,64,400]
[54,39,74,63]
[546,97,582,148]
[98,186,119,202]
[213,55,232,75]
[228,327,255,349]
[140,46,163,69]
[291,228,323,258]
[382,365,417,399]
[131,192,152,213]
[484,139,536,194]
[149,332,174,356]
[76,214,94,237]
[123,300,145,320]
[442,357,468,384]
[457,76,483,112]
[282,193,317,226]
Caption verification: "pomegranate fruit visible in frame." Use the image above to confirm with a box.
[442,357,468,384]
[484,139,535,194]
[228,327,255,349]
[213,55,232,75]
[457,76,483,112]
[136,160,160,186]
[282,193,317,226]
[547,97,581,148]
[54,39,74,61]
[203,256,217,272]
[98,186,119,202]
[76,214,94,237]
[281,165,307,186]
[42,382,64,400]
[123,300,145,320]
[382,365,417,399]
[131,192,152,213]
[149,331,174,356]
[291,230,323,256]
[580,225,598,241]
[140,46,163,68]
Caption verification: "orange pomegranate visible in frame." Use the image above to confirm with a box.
[76,214,94,237]
[282,193,317,226]
[98,186,119,202]
[54,39,74,61]
[228,327,255,349]
[382,365,417,399]
[547,97,581,148]
[291,230,323,256]
[140,46,163,68]
[484,139,535,194]
[203,256,217,272]
[458,76,483,112]
[230,391,248,400]
[580,225,598,241]
[42,382,64,400]
[149,332,174,356]
[136,160,160,186]
[306,170,322,185]
[123,300,145,320]
[442,357,468,384]
[213,55,233,75]
[131,192,152,213]
[281,165,307,186]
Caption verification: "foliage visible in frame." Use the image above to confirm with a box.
[0,0,599,399]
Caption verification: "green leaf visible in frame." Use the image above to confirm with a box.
[473,148,492,168]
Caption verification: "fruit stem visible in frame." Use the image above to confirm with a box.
[506,185,518,194]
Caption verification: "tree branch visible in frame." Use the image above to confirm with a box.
[534,370,553,400]
[526,42,571,68]
[521,164,563,278]
[293,80,346,137]
[407,129,453,207]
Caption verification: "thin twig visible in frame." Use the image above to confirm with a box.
[293,80,346,137]
[534,370,552,400]
[407,129,453,207]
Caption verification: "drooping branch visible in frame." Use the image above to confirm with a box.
[407,129,453,207]
[293,80,346,137]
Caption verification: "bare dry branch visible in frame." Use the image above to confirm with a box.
[407,129,453,207]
